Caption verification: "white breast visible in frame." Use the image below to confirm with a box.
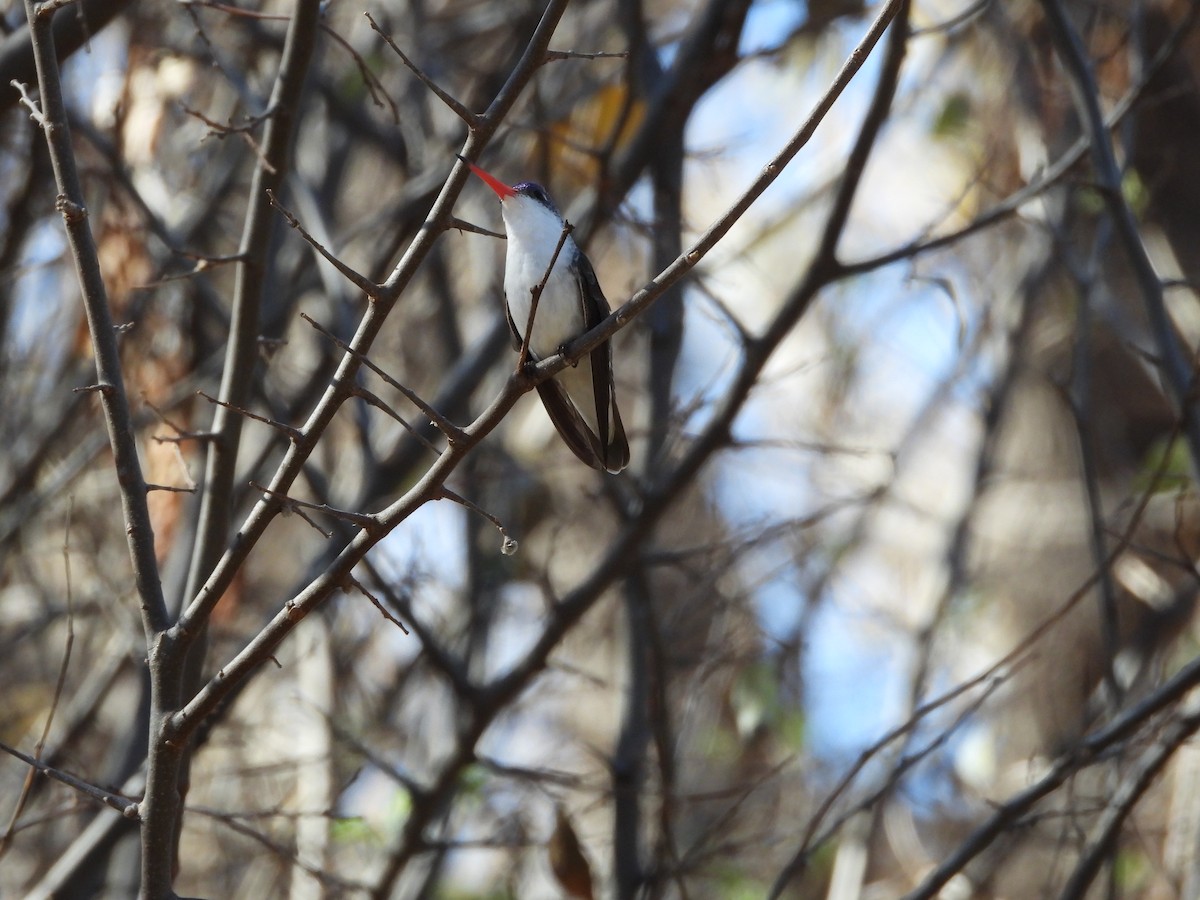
[501,197,585,357]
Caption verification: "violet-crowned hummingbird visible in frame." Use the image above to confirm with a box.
[462,157,630,474]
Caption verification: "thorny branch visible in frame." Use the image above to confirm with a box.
[19,0,169,646]
[0,741,141,821]
[8,0,1196,897]
[172,0,907,751]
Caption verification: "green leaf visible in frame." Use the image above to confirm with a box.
[932,92,970,138]
[1134,435,1193,494]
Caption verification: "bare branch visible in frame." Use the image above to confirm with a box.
[267,188,383,301]
[365,12,479,127]
[538,0,909,380]
[250,481,384,536]
[10,78,45,125]
[355,559,474,695]
[177,0,572,641]
[1042,0,1200,474]
[0,741,140,820]
[351,384,442,456]
[344,576,410,634]
[904,649,1200,900]
[188,805,375,893]
[543,49,630,63]
[437,487,518,556]
[20,0,169,641]
[1058,702,1200,900]
[447,216,505,240]
[0,500,76,851]
[197,391,303,443]
[517,220,574,371]
[173,0,900,755]
[300,312,466,444]
[318,20,400,122]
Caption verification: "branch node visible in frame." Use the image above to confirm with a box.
[55,194,87,224]
[73,382,114,396]
[11,80,45,125]
[34,0,80,20]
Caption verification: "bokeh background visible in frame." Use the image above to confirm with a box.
[4,0,1200,896]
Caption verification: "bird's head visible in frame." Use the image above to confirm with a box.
[461,157,566,244]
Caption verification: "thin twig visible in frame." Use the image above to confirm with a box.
[181,102,278,172]
[1041,0,1200,473]
[188,806,374,893]
[447,215,505,240]
[438,487,518,556]
[181,0,287,20]
[10,79,45,125]
[0,500,76,851]
[267,189,383,300]
[318,20,400,122]
[1058,702,1200,900]
[180,101,275,136]
[543,49,630,62]
[517,221,574,371]
[366,12,479,127]
[250,481,382,535]
[356,558,474,695]
[904,647,1200,899]
[133,253,247,289]
[0,741,140,820]
[328,716,423,793]
[344,576,410,634]
[300,312,466,444]
[197,391,303,442]
[350,384,442,456]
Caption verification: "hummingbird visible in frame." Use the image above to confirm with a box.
[461,157,630,474]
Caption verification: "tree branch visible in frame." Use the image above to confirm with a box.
[1039,0,1200,474]
[20,0,169,643]
[170,0,906,760]
[0,741,141,821]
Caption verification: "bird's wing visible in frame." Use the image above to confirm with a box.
[573,254,630,473]
[571,254,610,446]
[535,378,607,471]
[504,298,523,351]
